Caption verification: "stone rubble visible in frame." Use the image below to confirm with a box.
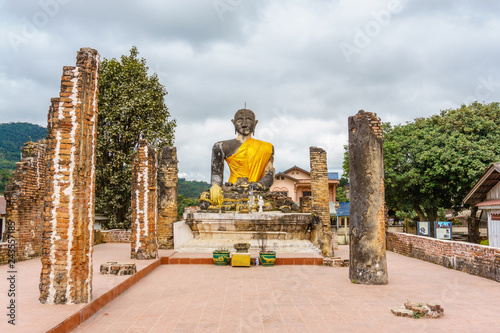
[323,257,350,267]
[391,301,444,319]
[100,262,137,276]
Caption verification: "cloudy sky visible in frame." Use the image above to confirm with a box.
[1,0,500,182]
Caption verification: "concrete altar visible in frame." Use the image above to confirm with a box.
[174,211,321,254]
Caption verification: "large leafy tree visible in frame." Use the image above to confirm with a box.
[344,102,500,222]
[96,47,176,228]
[384,102,500,222]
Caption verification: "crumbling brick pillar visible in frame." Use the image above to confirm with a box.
[300,196,312,213]
[4,141,47,262]
[131,139,158,259]
[348,110,388,285]
[157,146,178,249]
[39,48,100,304]
[310,147,333,257]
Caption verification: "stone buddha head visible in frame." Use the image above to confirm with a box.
[232,109,258,136]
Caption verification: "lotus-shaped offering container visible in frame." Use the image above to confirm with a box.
[234,242,251,253]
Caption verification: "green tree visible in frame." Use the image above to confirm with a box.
[177,195,199,220]
[96,47,176,229]
[336,177,350,202]
[342,145,349,179]
[384,102,500,222]
[336,186,349,202]
[0,169,13,194]
[339,176,349,188]
[344,102,500,222]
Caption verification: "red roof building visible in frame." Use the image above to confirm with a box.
[271,166,340,203]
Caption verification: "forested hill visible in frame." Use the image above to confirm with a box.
[0,122,47,193]
[0,122,209,198]
[0,122,47,166]
[178,178,210,198]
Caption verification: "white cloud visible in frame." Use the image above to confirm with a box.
[2,0,500,182]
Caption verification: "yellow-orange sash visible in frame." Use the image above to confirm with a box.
[226,138,273,184]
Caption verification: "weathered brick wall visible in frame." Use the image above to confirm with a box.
[348,110,388,285]
[182,206,199,220]
[157,146,178,249]
[387,232,500,282]
[299,196,312,213]
[4,141,47,262]
[0,243,10,265]
[310,147,333,257]
[39,48,100,304]
[131,139,158,259]
[101,229,131,243]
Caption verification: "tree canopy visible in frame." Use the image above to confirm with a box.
[96,46,176,228]
[335,177,350,202]
[344,102,500,222]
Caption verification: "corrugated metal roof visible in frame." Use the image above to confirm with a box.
[337,202,350,217]
[463,163,500,205]
[328,172,339,180]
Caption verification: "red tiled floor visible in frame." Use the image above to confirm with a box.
[0,243,162,333]
[73,246,500,332]
[3,244,500,332]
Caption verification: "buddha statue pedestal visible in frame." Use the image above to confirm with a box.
[175,211,321,254]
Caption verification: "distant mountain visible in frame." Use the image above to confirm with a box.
[0,123,209,198]
[0,122,47,193]
[0,122,47,164]
[178,178,210,198]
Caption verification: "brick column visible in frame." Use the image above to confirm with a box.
[131,139,158,259]
[348,110,388,285]
[40,48,100,304]
[157,146,178,249]
[4,141,47,262]
[310,147,333,257]
[299,196,312,213]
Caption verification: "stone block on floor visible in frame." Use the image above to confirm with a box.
[391,301,444,319]
[100,262,137,275]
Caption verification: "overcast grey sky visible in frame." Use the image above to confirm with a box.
[1,0,500,182]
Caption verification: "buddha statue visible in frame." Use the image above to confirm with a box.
[199,109,275,210]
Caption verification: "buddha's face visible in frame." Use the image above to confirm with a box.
[232,109,258,136]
